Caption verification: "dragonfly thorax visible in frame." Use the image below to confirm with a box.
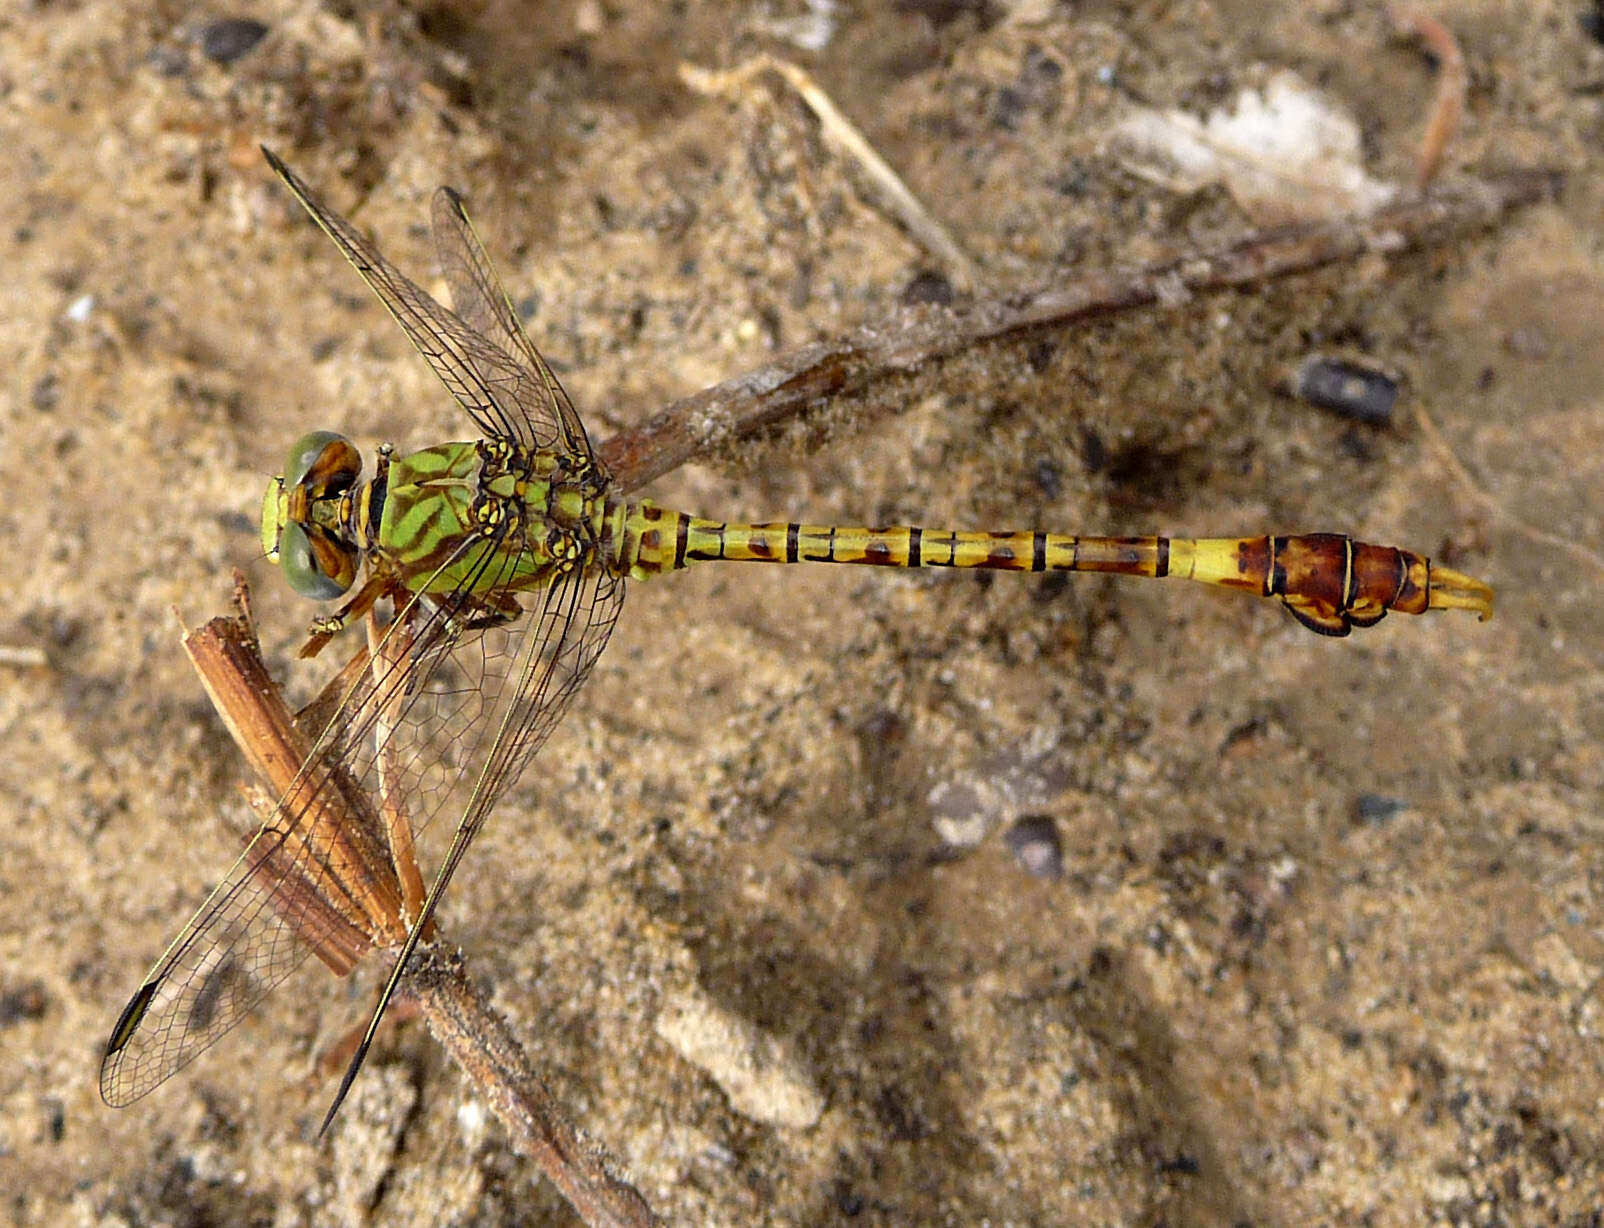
[375,440,608,601]
[260,430,367,600]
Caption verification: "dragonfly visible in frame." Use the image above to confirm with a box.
[101,146,1495,1128]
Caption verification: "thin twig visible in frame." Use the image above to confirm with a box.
[1412,401,1604,581]
[1388,4,1467,191]
[402,947,656,1228]
[183,593,405,967]
[680,55,981,291]
[598,169,1554,493]
[181,577,654,1227]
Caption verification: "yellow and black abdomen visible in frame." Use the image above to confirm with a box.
[613,501,1492,636]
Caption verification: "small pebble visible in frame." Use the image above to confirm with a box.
[574,0,604,36]
[655,986,824,1128]
[902,270,953,307]
[928,779,988,848]
[1005,814,1063,880]
[1503,325,1550,360]
[31,371,59,412]
[199,18,269,64]
[992,85,1026,131]
[1353,793,1409,826]
[1290,353,1399,425]
[146,45,189,77]
[1033,457,1063,500]
[1582,2,1604,45]
[0,982,47,1027]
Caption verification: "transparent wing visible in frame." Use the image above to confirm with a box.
[262,148,579,457]
[99,787,389,1105]
[430,185,596,463]
[102,529,624,1105]
[319,552,627,1125]
[103,152,626,1104]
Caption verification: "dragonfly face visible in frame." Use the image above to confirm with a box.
[261,429,365,599]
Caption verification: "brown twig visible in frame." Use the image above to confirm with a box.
[402,947,655,1228]
[181,577,654,1228]
[680,55,981,291]
[1412,401,1604,582]
[598,170,1553,493]
[184,590,405,970]
[1388,4,1467,191]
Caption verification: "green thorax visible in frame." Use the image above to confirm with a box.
[376,440,614,597]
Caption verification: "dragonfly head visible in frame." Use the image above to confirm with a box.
[261,430,363,600]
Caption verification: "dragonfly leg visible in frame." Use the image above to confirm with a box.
[298,573,390,658]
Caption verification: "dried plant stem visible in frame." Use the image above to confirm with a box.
[598,169,1553,494]
[181,578,654,1228]
[402,947,655,1228]
[681,55,981,290]
[183,594,404,969]
[1388,4,1467,191]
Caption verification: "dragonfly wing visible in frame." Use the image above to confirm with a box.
[100,823,356,1106]
[106,154,626,1108]
[262,148,560,454]
[346,554,625,902]
[430,186,598,466]
[104,528,623,1107]
[428,562,625,874]
[98,592,453,1104]
[319,557,624,1126]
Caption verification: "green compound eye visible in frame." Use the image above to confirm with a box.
[276,519,351,600]
[285,430,359,491]
[261,431,363,600]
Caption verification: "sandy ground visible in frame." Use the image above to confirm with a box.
[2,1,1602,1225]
